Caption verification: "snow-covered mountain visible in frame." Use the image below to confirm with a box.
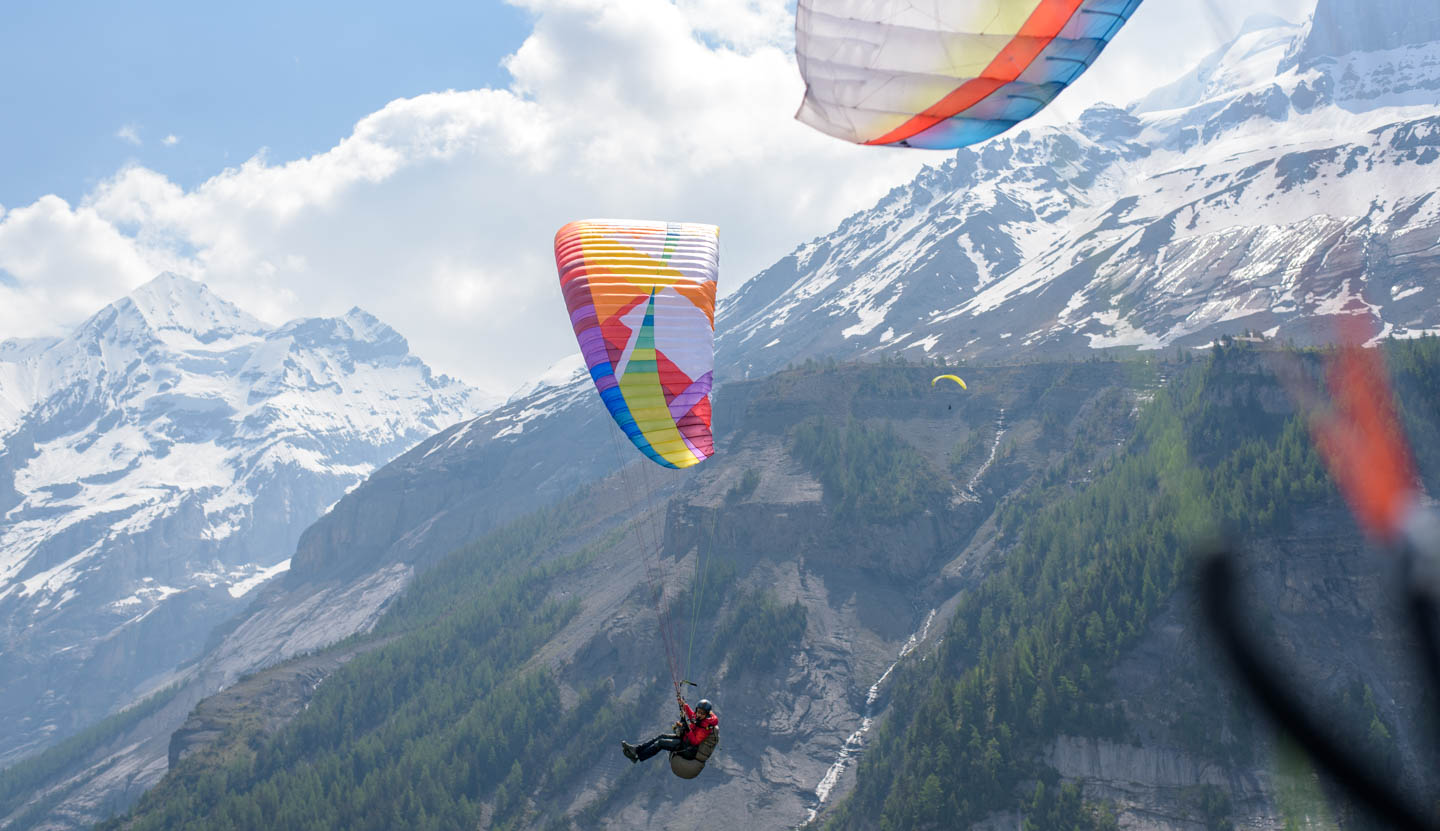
[0,274,495,764]
[716,12,1440,380]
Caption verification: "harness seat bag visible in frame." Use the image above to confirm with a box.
[668,727,719,779]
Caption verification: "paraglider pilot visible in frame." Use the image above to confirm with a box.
[621,693,717,763]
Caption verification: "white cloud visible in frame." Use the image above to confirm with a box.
[0,196,169,336]
[162,134,180,146]
[676,0,792,50]
[116,124,141,146]
[0,0,1313,397]
[0,0,931,395]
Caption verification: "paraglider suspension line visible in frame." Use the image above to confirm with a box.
[604,420,684,690]
[636,455,686,688]
[684,506,719,682]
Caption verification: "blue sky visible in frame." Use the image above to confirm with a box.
[1,0,531,207]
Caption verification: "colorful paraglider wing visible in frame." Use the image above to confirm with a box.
[932,374,968,389]
[795,0,1142,149]
[555,219,719,469]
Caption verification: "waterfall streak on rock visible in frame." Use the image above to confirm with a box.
[960,408,1006,502]
[802,609,936,826]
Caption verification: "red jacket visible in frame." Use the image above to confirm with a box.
[680,702,718,746]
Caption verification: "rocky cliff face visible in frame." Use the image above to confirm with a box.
[1047,504,1428,829]
[183,360,1155,831]
[92,352,1440,831]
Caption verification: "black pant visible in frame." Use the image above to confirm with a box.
[634,733,691,762]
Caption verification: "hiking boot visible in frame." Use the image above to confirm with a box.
[621,741,638,763]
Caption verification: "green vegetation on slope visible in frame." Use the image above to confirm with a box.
[0,684,182,828]
[101,473,812,830]
[791,417,948,524]
[1388,337,1440,485]
[100,491,610,831]
[820,341,1387,830]
[725,468,761,504]
[1273,738,1338,831]
[712,588,807,679]
[1022,777,1119,831]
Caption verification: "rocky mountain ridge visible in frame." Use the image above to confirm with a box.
[716,15,1440,382]
[0,273,494,765]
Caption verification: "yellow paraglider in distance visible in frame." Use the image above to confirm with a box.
[932,374,967,390]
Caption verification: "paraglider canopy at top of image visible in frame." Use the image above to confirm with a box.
[932,374,967,389]
[794,0,1143,149]
[554,219,719,469]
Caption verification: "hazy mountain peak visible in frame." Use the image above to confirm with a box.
[123,272,266,341]
[275,306,410,358]
[1075,104,1144,140]
[0,275,490,766]
[337,306,402,344]
[1133,16,1302,115]
[1293,0,1440,68]
[1238,12,1297,37]
[505,352,587,405]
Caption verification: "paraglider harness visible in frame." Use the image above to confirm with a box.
[671,711,720,763]
[667,688,719,779]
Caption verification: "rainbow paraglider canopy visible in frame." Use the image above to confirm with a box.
[795,0,1142,149]
[555,219,719,469]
